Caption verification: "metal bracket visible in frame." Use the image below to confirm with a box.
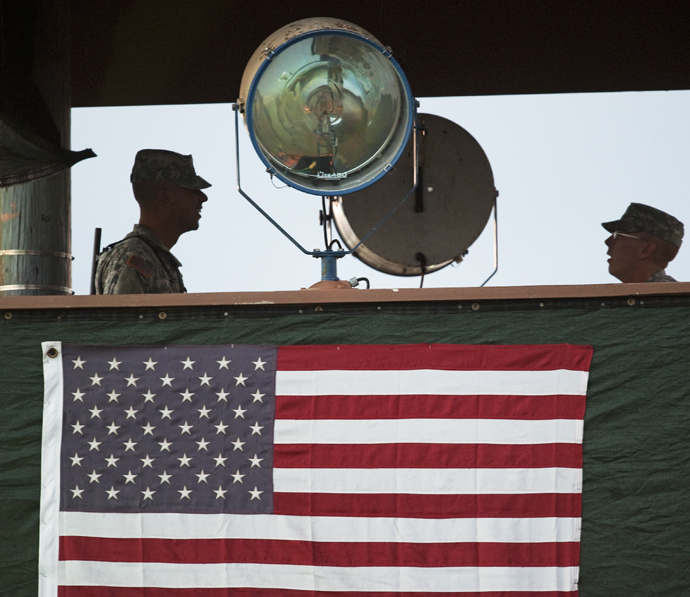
[0,249,72,259]
[0,284,73,294]
[480,192,499,287]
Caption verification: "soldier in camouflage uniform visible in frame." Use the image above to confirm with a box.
[602,203,684,283]
[95,149,211,294]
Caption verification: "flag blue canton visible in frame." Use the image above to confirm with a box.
[60,344,277,514]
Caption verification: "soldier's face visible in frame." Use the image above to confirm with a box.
[605,233,647,282]
[166,185,208,232]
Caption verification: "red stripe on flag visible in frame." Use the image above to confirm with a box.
[59,588,579,597]
[60,536,580,567]
[277,344,593,372]
[274,492,581,518]
[274,443,583,469]
[276,394,586,420]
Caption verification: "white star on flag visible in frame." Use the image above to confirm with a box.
[142,390,156,402]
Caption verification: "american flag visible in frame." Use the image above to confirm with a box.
[40,342,592,596]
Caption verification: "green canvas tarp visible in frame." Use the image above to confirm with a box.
[1,286,689,595]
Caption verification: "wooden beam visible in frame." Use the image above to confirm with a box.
[1,283,689,311]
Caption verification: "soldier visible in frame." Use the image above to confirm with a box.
[95,149,211,294]
[602,203,684,283]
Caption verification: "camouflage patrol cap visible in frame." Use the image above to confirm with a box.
[602,203,684,248]
[130,149,211,190]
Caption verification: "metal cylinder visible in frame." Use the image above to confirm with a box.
[0,0,72,296]
[0,173,72,295]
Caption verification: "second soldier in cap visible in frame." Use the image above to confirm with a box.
[95,149,211,294]
[602,203,684,283]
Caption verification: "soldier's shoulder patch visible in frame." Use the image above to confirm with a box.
[126,254,153,279]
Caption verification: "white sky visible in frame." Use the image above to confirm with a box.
[71,90,690,295]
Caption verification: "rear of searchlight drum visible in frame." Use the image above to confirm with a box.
[332,113,497,276]
[238,18,415,196]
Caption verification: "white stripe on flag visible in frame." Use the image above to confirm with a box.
[276,368,589,396]
[59,560,580,592]
[59,511,582,543]
[38,341,64,597]
[274,418,584,445]
[273,467,582,494]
